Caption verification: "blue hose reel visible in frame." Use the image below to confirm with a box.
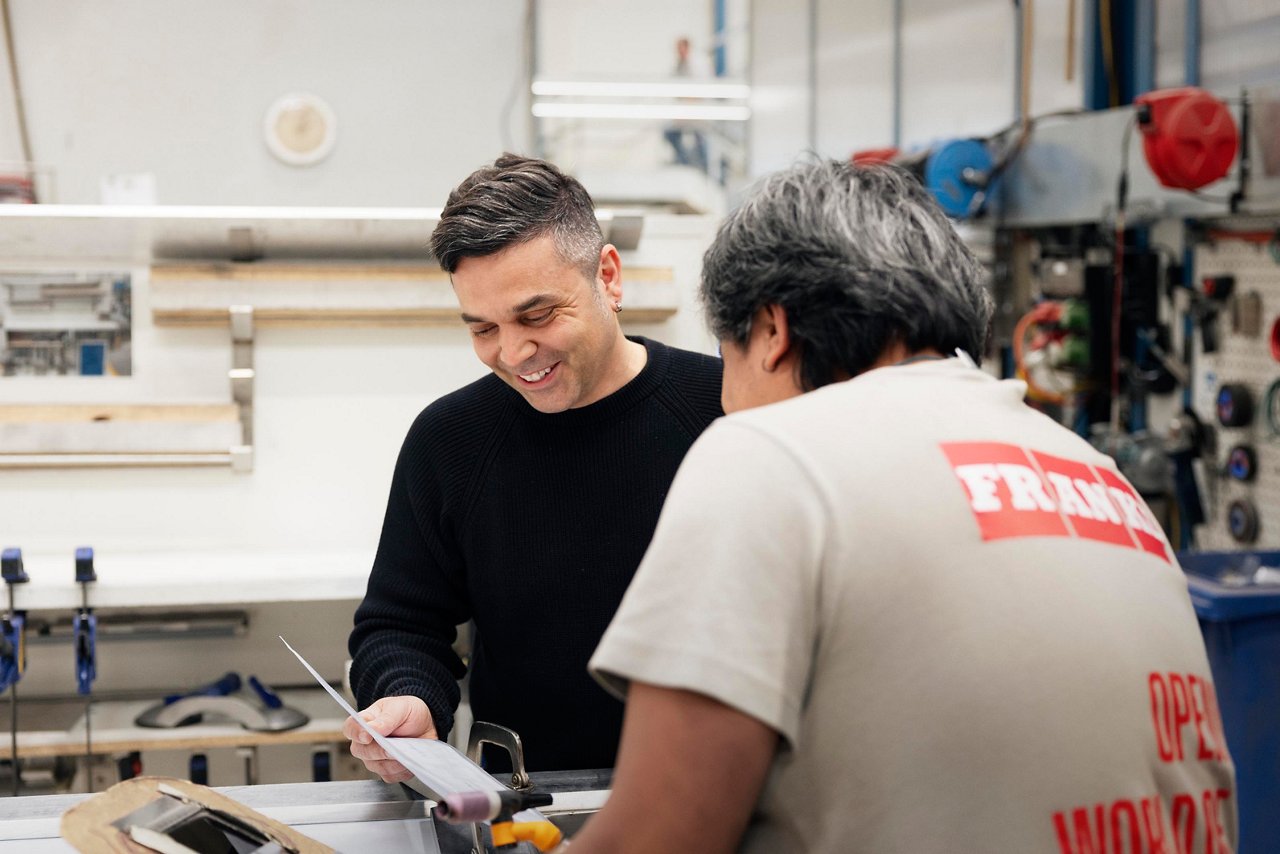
[923,139,996,219]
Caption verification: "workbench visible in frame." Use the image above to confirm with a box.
[0,771,611,853]
[1,688,350,793]
[3,689,345,760]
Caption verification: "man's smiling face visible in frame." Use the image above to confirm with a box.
[454,234,625,413]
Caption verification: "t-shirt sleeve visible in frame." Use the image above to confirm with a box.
[589,418,827,749]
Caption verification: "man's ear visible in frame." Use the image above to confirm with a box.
[756,304,793,373]
[598,244,623,303]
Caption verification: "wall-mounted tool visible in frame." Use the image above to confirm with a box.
[1217,383,1254,428]
[1193,275,1236,355]
[1,548,29,796]
[73,547,97,787]
[1226,445,1259,482]
[851,138,998,219]
[1227,498,1261,544]
[1134,88,1239,191]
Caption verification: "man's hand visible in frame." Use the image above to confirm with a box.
[343,695,439,783]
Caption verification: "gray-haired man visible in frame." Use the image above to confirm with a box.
[344,154,723,776]
[573,162,1236,852]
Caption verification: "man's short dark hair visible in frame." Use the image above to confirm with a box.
[700,160,994,390]
[431,154,604,278]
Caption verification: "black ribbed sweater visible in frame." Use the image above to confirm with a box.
[348,337,723,771]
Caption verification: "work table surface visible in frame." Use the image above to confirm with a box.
[0,771,611,853]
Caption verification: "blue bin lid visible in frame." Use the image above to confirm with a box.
[1177,550,1280,621]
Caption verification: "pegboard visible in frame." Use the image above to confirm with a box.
[1191,233,1280,551]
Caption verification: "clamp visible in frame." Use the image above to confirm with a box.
[1,547,29,796]
[74,547,98,785]
[435,789,564,853]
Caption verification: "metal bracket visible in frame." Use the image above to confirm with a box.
[228,305,255,473]
[603,213,644,251]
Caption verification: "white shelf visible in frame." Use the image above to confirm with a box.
[7,550,370,610]
[0,204,642,263]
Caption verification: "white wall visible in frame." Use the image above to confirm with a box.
[1156,0,1280,91]
[537,0,714,77]
[0,221,719,555]
[0,215,719,697]
[1,0,528,206]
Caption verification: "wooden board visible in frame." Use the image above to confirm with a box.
[153,306,678,327]
[151,262,676,282]
[149,261,678,327]
[0,405,238,424]
[6,691,347,759]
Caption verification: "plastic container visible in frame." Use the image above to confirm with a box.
[1179,549,1280,852]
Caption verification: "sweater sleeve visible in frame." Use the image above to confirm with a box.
[348,413,472,739]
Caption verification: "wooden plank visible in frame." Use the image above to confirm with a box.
[151,262,675,282]
[153,307,467,327]
[0,405,238,423]
[15,727,347,758]
[153,307,678,327]
[151,263,450,282]
[7,691,349,759]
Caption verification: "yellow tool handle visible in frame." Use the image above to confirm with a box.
[491,819,564,852]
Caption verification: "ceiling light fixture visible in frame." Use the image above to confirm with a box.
[531,102,751,122]
[531,80,751,100]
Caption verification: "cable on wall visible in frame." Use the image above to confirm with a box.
[0,0,35,180]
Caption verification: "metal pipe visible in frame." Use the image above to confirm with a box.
[1184,0,1201,86]
[892,0,903,147]
[714,0,727,77]
[0,0,35,176]
[1014,1,1025,123]
[808,0,818,153]
[1134,0,1156,97]
[527,0,542,159]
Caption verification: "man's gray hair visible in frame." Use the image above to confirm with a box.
[431,153,604,278]
[701,160,994,390]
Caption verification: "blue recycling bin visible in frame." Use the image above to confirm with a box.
[1179,550,1280,853]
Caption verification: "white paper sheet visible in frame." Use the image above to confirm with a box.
[280,637,543,821]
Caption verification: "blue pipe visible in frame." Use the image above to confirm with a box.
[1082,0,1110,110]
[714,0,727,77]
[1133,0,1156,98]
[1184,0,1201,86]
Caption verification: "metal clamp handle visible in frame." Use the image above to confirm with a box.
[466,721,533,790]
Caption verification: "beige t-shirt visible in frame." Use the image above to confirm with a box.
[591,359,1236,853]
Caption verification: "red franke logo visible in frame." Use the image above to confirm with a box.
[940,441,1172,562]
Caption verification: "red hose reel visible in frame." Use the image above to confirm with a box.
[1134,87,1239,191]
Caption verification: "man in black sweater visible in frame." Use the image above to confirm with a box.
[343,154,723,776]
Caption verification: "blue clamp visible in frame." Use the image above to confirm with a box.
[74,547,97,695]
[0,614,25,693]
[248,675,284,710]
[1,547,28,693]
[164,672,242,706]
[73,612,96,695]
[75,547,97,584]
[1,548,27,585]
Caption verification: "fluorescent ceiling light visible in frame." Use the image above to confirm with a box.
[531,102,751,122]
[532,80,750,100]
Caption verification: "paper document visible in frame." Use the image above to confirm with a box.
[280,637,542,820]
